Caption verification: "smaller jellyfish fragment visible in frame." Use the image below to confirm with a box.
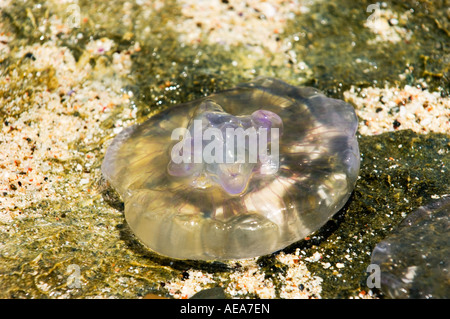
[370,196,450,298]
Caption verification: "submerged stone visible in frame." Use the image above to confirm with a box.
[101,77,360,260]
[371,196,450,298]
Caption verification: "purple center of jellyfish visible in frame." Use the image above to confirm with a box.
[167,101,283,195]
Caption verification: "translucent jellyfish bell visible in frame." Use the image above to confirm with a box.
[101,77,360,260]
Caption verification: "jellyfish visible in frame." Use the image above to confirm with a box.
[101,77,360,260]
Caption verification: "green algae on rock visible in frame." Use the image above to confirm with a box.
[101,77,360,260]
[371,196,450,299]
[284,0,450,97]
